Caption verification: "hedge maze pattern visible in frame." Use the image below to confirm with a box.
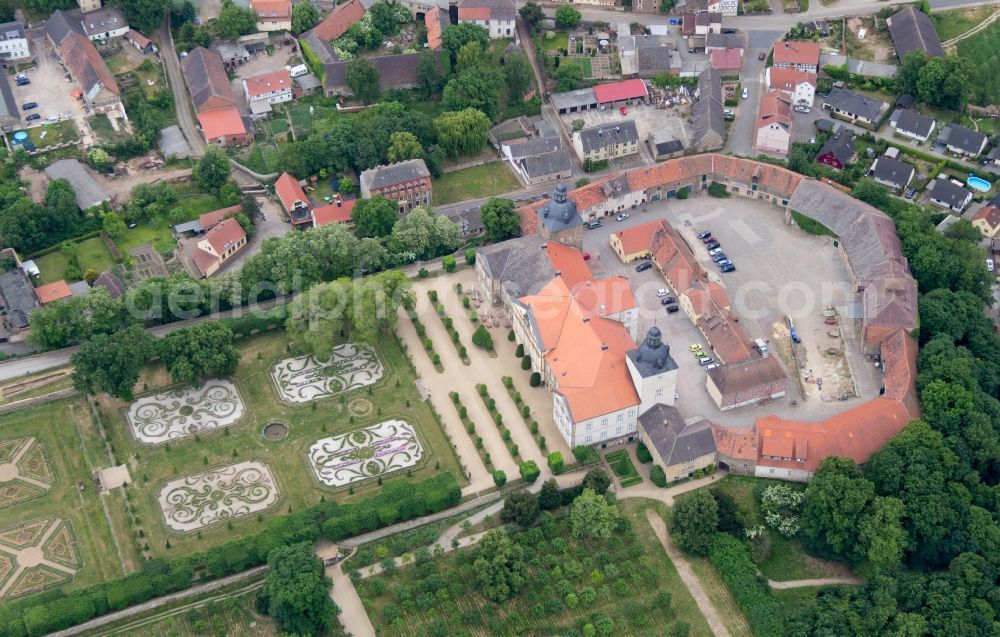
[126,380,246,444]
[158,461,279,532]
[271,342,384,404]
[0,437,53,510]
[308,420,423,487]
[0,518,80,599]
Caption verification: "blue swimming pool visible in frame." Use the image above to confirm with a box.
[967,175,992,193]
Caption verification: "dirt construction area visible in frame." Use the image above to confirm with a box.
[582,193,883,427]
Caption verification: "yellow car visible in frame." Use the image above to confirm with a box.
[689,344,703,352]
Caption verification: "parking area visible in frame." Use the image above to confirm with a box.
[582,193,882,427]
[12,37,98,145]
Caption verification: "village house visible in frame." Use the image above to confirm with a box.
[694,11,722,36]
[457,0,516,38]
[755,90,792,155]
[359,159,433,215]
[0,264,38,342]
[821,87,888,129]
[0,21,30,61]
[971,197,1000,238]
[773,40,820,72]
[250,0,292,31]
[312,199,356,227]
[502,138,573,186]
[181,47,249,146]
[889,108,936,143]
[243,69,293,117]
[45,13,125,118]
[125,29,156,55]
[573,120,640,163]
[79,6,128,41]
[815,130,856,169]
[77,0,100,12]
[706,0,738,15]
[192,218,248,278]
[869,155,915,192]
[765,67,816,107]
[928,177,974,212]
[309,0,366,42]
[275,172,312,226]
[939,123,988,158]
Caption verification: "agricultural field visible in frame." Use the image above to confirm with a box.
[358,498,713,637]
[955,18,1000,108]
[931,5,998,42]
[94,329,465,560]
[0,398,123,600]
[432,163,521,206]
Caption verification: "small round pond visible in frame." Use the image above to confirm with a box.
[262,422,289,440]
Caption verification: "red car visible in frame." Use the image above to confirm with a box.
[620,106,628,115]
[582,252,591,260]
[701,235,715,243]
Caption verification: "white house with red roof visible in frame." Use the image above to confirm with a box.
[250,0,292,31]
[243,69,292,107]
[772,40,820,73]
[192,218,247,278]
[765,67,816,107]
[457,0,516,38]
[312,199,356,227]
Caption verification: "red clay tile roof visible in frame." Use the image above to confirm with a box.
[275,172,308,211]
[973,203,1000,229]
[710,48,742,71]
[60,31,120,97]
[196,107,246,141]
[880,328,920,420]
[545,241,592,289]
[204,217,246,255]
[593,79,649,104]
[773,40,820,67]
[767,68,816,91]
[612,220,663,256]
[126,29,152,48]
[424,9,446,50]
[251,0,291,19]
[193,247,219,277]
[712,425,757,461]
[757,89,792,129]
[312,0,366,41]
[697,309,755,364]
[199,205,241,231]
[312,200,356,226]
[458,6,491,20]
[35,280,73,305]
[244,69,292,98]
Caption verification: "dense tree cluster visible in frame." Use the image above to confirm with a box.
[108,0,171,34]
[897,51,972,111]
[259,543,337,636]
[0,175,99,255]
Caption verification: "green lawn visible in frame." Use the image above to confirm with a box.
[89,114,131,145]
[36,237,116,283]
[432,163,521,205]
[562,56,592,77]
[605,449,641,487]
[956,18,1000,107]
[359,497,714,637]
[96,330,466,561]
[241,143,282,175]
[539,31,569,52]
[0,398,125,597]
[931,5,997,41]
[10,119,79,149]
[115,221,175,255]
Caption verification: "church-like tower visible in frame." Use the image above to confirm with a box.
[626,326,679,415]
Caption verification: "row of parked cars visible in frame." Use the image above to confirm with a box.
[698,230,735,273]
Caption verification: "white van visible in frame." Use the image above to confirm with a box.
[289,64,309,78]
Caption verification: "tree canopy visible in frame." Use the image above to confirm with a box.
[570,488,619,539]
[554,6,582,28]
[157,322,240,387]
[671,490,719,556]
[479,197,521,242]
[291,1,319,34]
[192,146,231,192]
[433,108,491,158]
[70,325,154,400]
[216,0,257,39]
[346,58,381,104]
[351,194,398,238]
[261,543,337,636]
[474,529,528,603]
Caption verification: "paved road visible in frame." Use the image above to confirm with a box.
[726,32,783,156]
[155,18,206,158]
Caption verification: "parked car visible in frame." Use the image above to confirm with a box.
[758,51,766,61]
[988,259,995,273]
[699,357,716,366]
[904,187,916,199]
[723,109,735,121]
[616,213,629,222]
[582,252,591,261]
[656,288,669,297]
[659,296,677,305]
[712,253,728,263]
[587,220,602,229]
[706,241,721,250]
[15,78,29,86]
[742,87,749,99]
[25,113,40,121]
[717,259,733,267]
[695,350,709,359]
[708,247,723,256]
[794,105,809,113]
[721,264,736,273]
[22,102,37,110]
[666,304,680,314]
[689,344,702,352]
[697,230,712,240]
[701,234,716,243]
[635,261,653,272]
